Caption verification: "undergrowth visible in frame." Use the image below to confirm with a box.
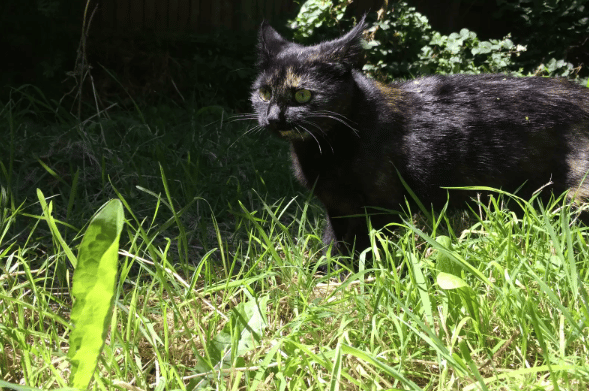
[1,90,589,390]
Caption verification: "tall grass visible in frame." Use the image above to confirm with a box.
[1,90,588,390]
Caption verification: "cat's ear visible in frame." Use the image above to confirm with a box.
[257,22,289,68]
[318,15,367,69]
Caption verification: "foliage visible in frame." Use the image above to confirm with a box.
[362,4,530,79]
[290,0,351,42]
[2,90,589,389]
[416,29,527,76]
[0,86,294,264]
[496,0,589,77]
[361,2,432,79]
[290,0,587,82]
[2,157,589,388]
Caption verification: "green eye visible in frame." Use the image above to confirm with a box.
[259,87,272,101]
[294,89,312,103]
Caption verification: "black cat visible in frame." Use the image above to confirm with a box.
[250,19,589,255]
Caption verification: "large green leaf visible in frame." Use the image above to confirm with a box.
[437,272,468,290]
[68,199,124,389]
[194,294,269,383]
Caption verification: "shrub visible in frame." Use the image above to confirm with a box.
[290,0,587,83]
[496,0,588,78]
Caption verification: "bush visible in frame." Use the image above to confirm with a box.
[289,0,351,41]
[289,0,587,83]
[416,29,527,76]
[496,0,588,77]
[361,2,433,80]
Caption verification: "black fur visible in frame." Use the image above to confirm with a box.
[251,20,589,255]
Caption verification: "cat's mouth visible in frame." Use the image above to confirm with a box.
[278,129,300,138]
[275,129,313,141]
[267,124,312,141]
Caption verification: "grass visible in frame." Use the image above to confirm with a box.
[1,87,589,390]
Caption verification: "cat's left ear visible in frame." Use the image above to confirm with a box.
[318,15,367,69]
[257,22,289,68]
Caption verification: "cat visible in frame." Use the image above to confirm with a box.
[250,18,589,257]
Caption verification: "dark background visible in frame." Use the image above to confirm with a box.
[1,0,587,112]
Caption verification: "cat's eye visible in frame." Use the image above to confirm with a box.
[259,87,272,101]
[294,89,312,103]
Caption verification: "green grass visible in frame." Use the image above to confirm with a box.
[1,89,589,390]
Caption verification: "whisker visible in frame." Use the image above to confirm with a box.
[242,124,263,137]
[299,119,326,137]
[309,114,360,138]
[230,124,263,148]
[305,123,335,154]
[299,119,333,146]
[225,114,258,124]
[296,125,323,155]
[228,112,257,118]
[315,114,359,133]
[315,110,358,125]
[228,117,257,122]
[249,125,264,135]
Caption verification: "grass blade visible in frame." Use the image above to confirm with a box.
[408,252,434,328]
[341,344,422,390]
[37,189,78,268]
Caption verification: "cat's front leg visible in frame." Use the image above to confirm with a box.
[322,212,369,257]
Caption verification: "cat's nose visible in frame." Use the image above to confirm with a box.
[266,104,284,128]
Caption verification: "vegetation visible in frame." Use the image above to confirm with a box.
[290,0,588,83]
[2,83,589,389]
[495,0,589,76]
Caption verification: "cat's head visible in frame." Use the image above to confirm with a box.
[251,19,366,142]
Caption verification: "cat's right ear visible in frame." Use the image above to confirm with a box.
[257,22,289,68]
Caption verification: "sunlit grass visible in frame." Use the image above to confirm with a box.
[1,91,588,390]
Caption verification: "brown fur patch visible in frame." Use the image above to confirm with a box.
[285,67,302,89]
[375,81,403,113]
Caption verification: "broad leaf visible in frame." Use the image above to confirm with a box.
[437,272,468,290]
[68,199,124,389]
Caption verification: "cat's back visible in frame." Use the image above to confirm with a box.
[372,74,589,200]
[386,74,589,137]
[398,73,588,97]
[397,74,588,113]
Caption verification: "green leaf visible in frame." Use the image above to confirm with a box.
[437,272,468,290]
[196,295,269,374]
[473,41,492,55]
[230,294,268,357]
[459,28,471,38]
[68,199,124,389]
